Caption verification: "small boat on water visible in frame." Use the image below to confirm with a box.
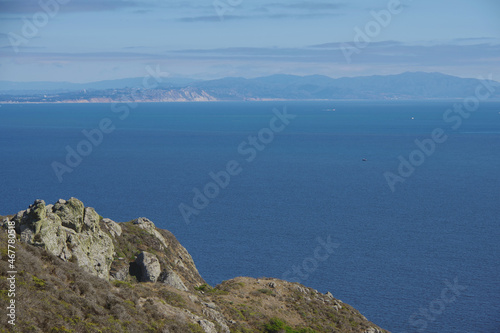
[323,108,336,111]
[362,158,367,162]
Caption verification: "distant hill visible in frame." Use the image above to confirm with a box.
[1,72,499,102]
[192,72,500,100]
[0,77,198,95]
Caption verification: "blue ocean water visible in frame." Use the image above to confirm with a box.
[1,101,499,332]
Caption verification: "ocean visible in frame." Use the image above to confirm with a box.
[1,100,499,332]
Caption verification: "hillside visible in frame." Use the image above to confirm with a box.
[0,72,498,102]
[0,198,388,333]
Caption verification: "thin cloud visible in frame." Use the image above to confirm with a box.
[178,11,340,22]
[170,42,500,68]
[132,9,153,14]
[267,1,346,11]
[2,42,499,73]
[267,12,339,19]
[310,41,404,49]
[176,1,346,22]
[0,0,143,13]
[177,15,246,23]
[0,51,164,61]
[452,37,500,45]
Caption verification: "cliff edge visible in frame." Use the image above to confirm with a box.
[1,198,389,333]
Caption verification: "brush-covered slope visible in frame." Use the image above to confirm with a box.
[0,198,389,333]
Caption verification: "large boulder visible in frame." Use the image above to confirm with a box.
[159,269,188,291]
[136,252,161,282]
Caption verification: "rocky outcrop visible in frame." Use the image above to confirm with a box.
[101,218,122,238]
[202,306,230,333]
[5,198,205,289]
[10,198,114,280]
[132,217,169,248]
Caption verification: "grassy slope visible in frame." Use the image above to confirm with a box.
[0,218,388,333]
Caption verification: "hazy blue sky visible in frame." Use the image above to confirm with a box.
[0,0,499,82]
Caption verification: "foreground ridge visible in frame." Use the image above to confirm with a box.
[1,198,389,333]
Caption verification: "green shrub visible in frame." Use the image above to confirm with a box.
[264,317,288,332]
[112,280,133,288]
[194,283,228,295]
[257,288,273,295]
[194,283,210,292]
[50,326,73,332]
[32,275,46,289]
[188,322,205,332]
[264,317,318,333]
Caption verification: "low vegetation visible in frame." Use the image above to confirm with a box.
[0,203,388,333]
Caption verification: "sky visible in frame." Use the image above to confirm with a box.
[0,0,499,82]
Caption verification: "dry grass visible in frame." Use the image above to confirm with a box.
[0,220,388,333]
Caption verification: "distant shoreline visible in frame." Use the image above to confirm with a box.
[2,72,498,104]
[0,98,485,105]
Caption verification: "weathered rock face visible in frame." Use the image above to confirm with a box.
[101,218,122,238]
[53,198,86,232]
[136,252,161,282]
[7,198,205,290]
[159,269,188,291]
[132,217,169,248]
[11,198,114,280]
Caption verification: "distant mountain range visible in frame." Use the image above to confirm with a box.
[0,77,198,95]
[1,72,499,102]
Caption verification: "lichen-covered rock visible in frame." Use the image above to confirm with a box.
[101,218,122,238]
[136,251,161,282]
[67,228,114,279]
[198,319,217,333]
[159,269,188,291]
[132,217,169,249]
[111,265,130,281]
[83,207,101,232]
[11,198,114,280]
[53,197,85,232]
[364,328,383,333]
[202,306,230,333]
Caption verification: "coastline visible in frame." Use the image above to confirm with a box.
[0,97,478,105]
